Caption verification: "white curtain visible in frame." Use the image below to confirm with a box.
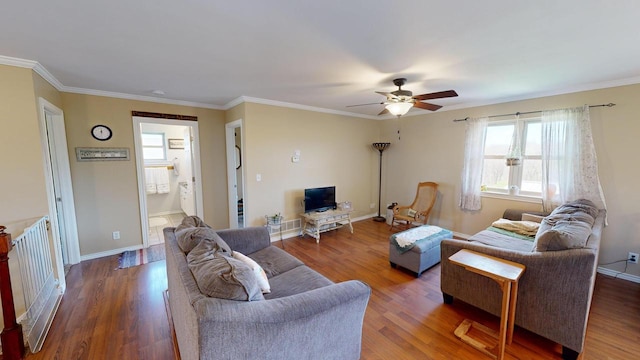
[459,117,488,210]
[541,105,607,212]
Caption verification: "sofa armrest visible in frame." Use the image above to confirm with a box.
[441,239,597,353]
[216,226,271,255]
[194,280,371,359]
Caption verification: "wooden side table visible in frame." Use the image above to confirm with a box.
[300,209,353,243]
[448,249,525,360]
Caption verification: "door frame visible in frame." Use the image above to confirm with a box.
[132,117,204,247]
[226,119,244,228]
[37,98,81,290]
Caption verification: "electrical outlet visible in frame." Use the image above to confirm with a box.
[628,252,639,264]
[112,231,120,240]
[370,203,376,209]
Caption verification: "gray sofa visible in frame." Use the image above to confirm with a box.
[441,200,605,360]
[164,223,371,360]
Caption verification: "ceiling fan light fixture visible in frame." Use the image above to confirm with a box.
[385,102,413,117]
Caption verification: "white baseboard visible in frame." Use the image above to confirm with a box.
[597,266,640,284]
[81,245,144,261]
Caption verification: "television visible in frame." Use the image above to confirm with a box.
[304,186,336,213]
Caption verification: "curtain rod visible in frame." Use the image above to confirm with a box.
[452,103,616,122]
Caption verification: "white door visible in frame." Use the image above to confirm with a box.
[45,112,69,265]
[38,98,81,290]
[181,128,196,216]
[226,119,244,228]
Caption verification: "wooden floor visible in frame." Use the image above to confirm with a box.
[26,220,640,359]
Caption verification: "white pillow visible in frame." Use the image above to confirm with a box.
[232,251,271,294]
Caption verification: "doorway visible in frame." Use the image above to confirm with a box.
[133,117,204,247]
[38,98,80,288]
[226,119,245,228]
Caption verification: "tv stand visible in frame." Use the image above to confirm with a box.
[300,209,353,243]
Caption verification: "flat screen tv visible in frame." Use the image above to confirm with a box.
[304,186,336,213]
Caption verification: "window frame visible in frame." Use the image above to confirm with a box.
[481,117,542,199]
[141,132,167,163]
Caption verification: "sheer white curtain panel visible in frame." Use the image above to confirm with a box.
[540,105,607,212]
[459,117,488,210]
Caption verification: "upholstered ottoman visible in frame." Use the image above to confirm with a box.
[389,225,453,277]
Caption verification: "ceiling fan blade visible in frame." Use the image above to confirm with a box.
[346,102,383,108]
[413,101,443,111]
[378,108,390,116]
[412,90,458,101]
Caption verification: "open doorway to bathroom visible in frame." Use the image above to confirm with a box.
[226,119,245,228]
[133,115,204,247]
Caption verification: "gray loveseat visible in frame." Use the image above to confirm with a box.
[164,220,371,360]
[440,200,605,360]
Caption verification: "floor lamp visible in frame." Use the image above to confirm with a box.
[372,142,390,222]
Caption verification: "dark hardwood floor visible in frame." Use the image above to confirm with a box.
[27,220,640,359]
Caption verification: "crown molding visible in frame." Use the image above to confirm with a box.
[401,75,640,118]
[0,55,38,68]
[4,54,640,119]
[62,86,224,109]
[224,96,379,120]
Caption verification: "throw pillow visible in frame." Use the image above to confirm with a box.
[174,215,218,253]
[188,251,264,301]
[178,215,211,228]
[186,233,232,262]
[232,251,271,294]
[176,227,231,254]
[534,220,593,251]
[407,208,417,218]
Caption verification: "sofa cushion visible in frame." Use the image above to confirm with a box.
[263,265,333,300]
[534,220,593,251]
[248,246,304,278]
[468,230,534,252]
[187,238,263,301]
[232,251,271,294]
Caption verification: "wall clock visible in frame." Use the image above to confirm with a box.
[91,125,112,141]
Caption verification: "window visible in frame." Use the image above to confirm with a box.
[481,119,541,197]
[141,132,166,161]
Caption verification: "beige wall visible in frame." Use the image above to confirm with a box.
[242,103,380,226]
[381,83,640,277]
[0,65,50,225]
[61,93,228,256]
[0,66,64,325]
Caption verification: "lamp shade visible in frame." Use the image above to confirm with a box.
[385,102,413,117]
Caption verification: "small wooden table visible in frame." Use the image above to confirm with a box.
[300,209,353,243]
[448,249,525,360]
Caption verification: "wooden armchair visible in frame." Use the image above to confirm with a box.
[390,182,438,230]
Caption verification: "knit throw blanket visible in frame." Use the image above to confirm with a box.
[392,226,446,254]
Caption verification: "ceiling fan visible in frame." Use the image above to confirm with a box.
[348,78,458,117]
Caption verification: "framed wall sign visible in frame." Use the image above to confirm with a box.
[76,147,130,161]
[168,138,184,149]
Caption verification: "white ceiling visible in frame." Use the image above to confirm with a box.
[2,1,640,118]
